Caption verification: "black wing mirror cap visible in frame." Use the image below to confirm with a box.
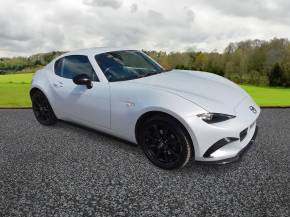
[73,74,93,89]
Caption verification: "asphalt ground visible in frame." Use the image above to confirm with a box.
[0,109,289,216]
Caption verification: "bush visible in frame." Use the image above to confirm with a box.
[227,73,242,84]
[249,70,261,86]
[258,75,270,86]
[269,63,284,86]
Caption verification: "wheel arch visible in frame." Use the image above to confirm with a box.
[30,87,43,97]
[30,86,58,118]
[135,110,196,157]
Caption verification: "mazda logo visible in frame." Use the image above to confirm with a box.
[249,106,257,114]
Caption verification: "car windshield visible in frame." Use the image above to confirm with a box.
[95,50,167,82]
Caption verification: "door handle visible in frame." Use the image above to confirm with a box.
[53,81,63,88]
[58,82,63,87]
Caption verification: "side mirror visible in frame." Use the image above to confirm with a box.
[73,74,93,89]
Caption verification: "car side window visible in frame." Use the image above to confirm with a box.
[54,55,99,81]
[54,58,63,77]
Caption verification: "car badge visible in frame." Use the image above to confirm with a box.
[249,106,257,114]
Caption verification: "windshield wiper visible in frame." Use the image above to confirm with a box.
[162,69,172,72]
[147,69,170,76]
[142,71,158,77]
[139,70,169,78]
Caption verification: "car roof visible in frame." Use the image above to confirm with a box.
[61,47,138,57]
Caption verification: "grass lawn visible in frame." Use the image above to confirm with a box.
[0,73,290,107]
[0,73,33,84]
[0,73,33,107]
[240,85,290,106]
[0,83,31,107]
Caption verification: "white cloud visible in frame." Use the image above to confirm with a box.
[130,3,138,13]
[0,0,290,56]
[83,0,122,9]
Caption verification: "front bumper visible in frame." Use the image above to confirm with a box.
[196,126,258,164]
[184,96,260,162]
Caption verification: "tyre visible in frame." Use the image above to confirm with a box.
[31,91,57,125]
[138,114,193,170]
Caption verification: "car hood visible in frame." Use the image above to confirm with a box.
[130,70,248,115]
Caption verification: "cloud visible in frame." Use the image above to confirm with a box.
[184,7,195,23]
[1,0,290,56]
[130,3,138,13]
[82,0,122,9]
[198,0,290,24]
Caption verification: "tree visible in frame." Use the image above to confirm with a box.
[269,63,284,86]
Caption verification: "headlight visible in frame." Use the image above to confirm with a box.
[197,113,236,123]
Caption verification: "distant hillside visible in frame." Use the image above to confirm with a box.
[0,51,65,74]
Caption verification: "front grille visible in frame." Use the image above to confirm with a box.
[240,128,248,141]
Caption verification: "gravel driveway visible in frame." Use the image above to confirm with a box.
[0,109,289,216]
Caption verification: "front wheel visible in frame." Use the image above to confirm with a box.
[138,115,193,170]
[31,91,57,125]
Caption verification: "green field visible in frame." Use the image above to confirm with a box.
[0,73,290,107]
[0,73,33,107]
[241,85,290,106]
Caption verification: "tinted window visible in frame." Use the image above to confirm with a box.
[54,55,99,81]
[54,58,63,76]
[95,50,166,82]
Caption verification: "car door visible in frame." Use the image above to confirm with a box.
[51,55,110,129]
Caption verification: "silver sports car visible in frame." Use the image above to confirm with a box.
[30,48,260,169]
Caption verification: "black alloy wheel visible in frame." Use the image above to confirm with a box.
[31,91,57,125]
[139,115,193,170]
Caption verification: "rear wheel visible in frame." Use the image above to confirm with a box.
[138,115,193,170]
[31,91,57,125]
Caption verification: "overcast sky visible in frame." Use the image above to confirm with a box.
[1,0,290,57]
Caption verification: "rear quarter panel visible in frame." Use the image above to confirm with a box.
[30,66,61,117]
